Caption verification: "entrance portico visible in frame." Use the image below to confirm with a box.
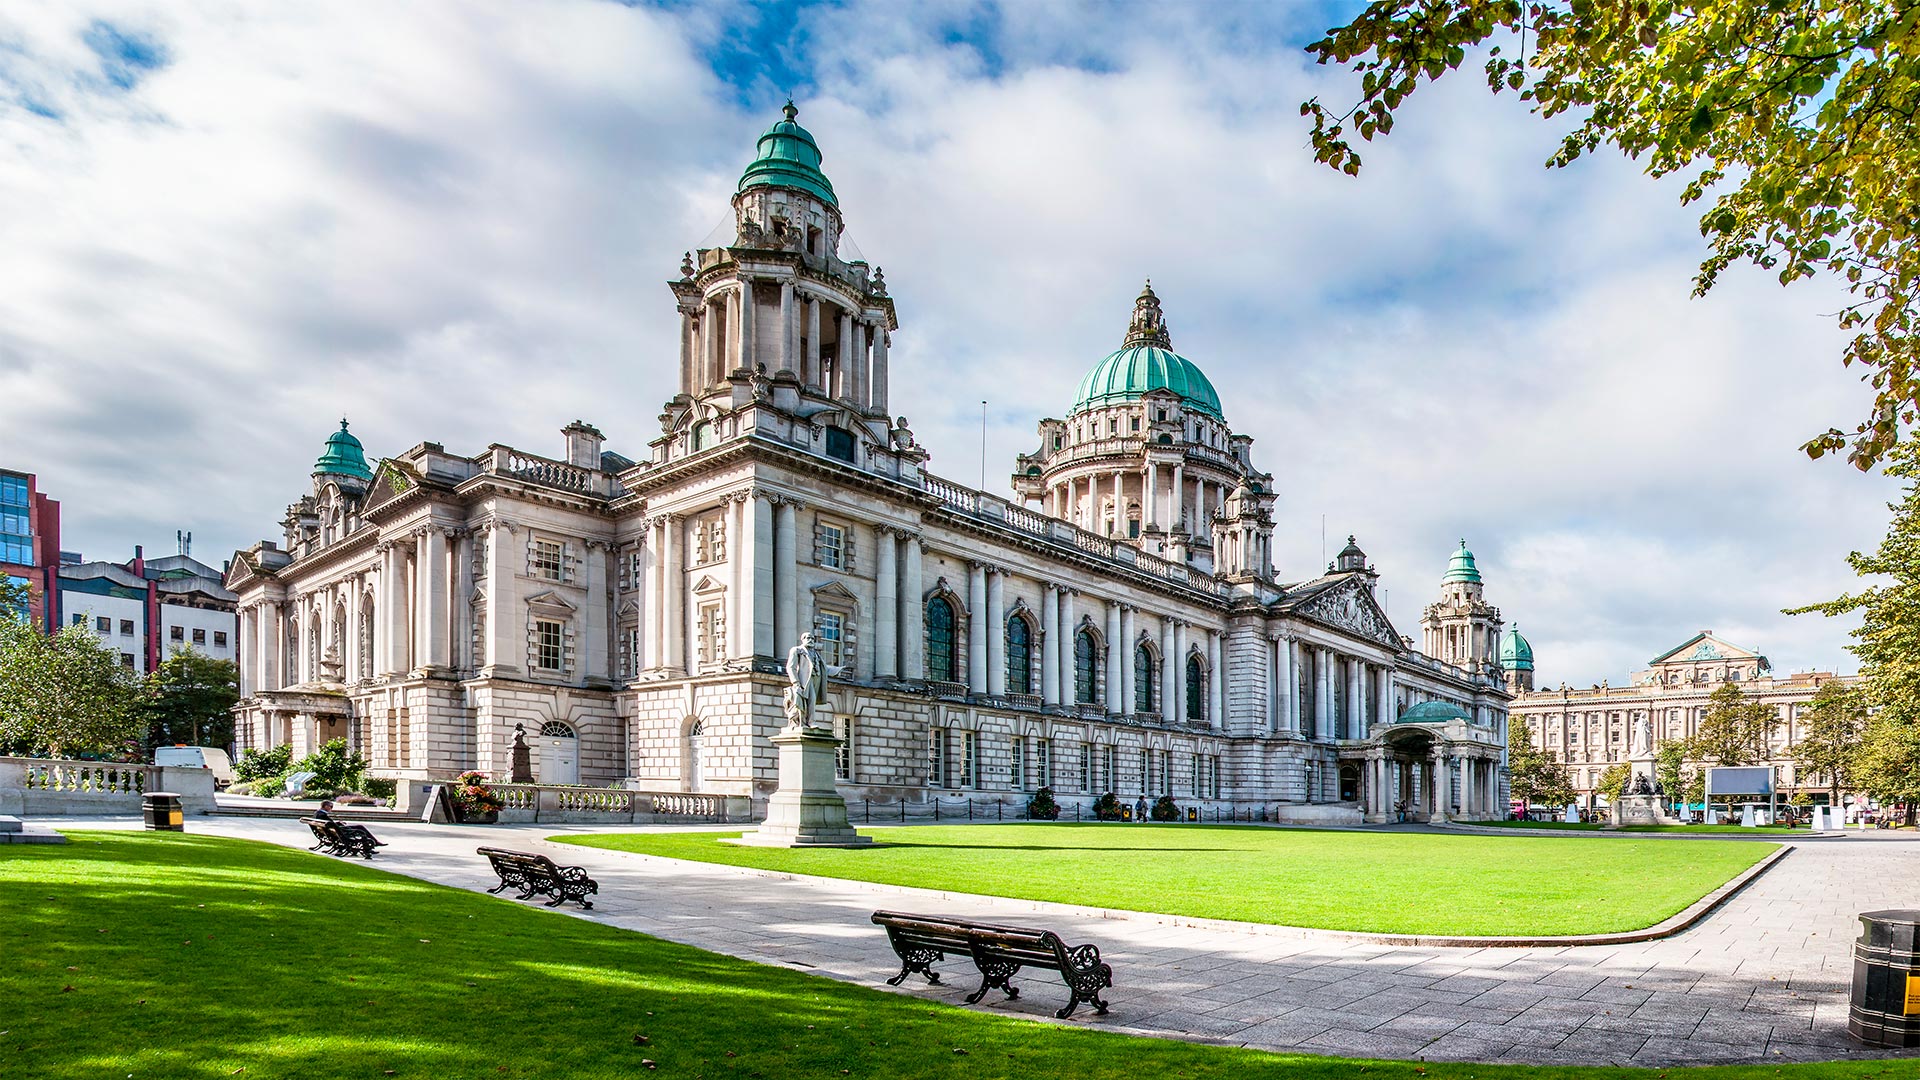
[1346,699,1507,824]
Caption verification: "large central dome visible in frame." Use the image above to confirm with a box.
[1070,283,1223,419]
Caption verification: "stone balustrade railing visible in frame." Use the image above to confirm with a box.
[0,756,217,816]
[483,782,747,824]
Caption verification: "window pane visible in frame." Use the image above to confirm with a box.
[1074,630,1097,704]
[1006,616,1030,695]
[925,598,956,682]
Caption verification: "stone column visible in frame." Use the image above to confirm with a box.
[804,297,822,389]
[837,310,852,401]
[966,563,988,693]
[345,583,363,682]
[583,539,609,682]
[1057,589,1075,701]
[851,319,869,410]
[663,516,685,673]
[1104,601,1123,714]
[874,529,898,680]
[1172,621,1189,722]
[679,308,695,393]
[1460,754,1476,822]
[1382,665,1396,723]
[1348,659,1363,739]
[900,534,924,680]
[778,280,795,373]
[872,327,890,415]
[1316,647,1332,739]
[1143,461,1158,529]
[729,496,749,658]
[774,501,798,654]
[237,605,256,697]
[1160,617,1177,724]
[485,521,518,675]
[1172,464,1185,531]
[1431,751,1449,822]
[986,567,1006,695]
[419,528,450,672]
[1118,606,1136,713]
[704,297,721,387]
[748,493,774,659]
[1207,630,1223,730]
[737,280,756,373]
[1040,582,1060,705]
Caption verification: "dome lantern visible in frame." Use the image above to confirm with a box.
[1069,282,1223,419]
[736,100,838,208]
[313,419,374,483]
[1442,539,1482,584]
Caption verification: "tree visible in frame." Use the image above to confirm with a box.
[0,576,29,622]
[1597,762,1631,804]
[1303,1,1920,469]
[0,617,143,757]
[1654,740,1698,811]
[1791,679,1868,803]
[1507,719,1575,807]
[1691,683,1782,765]
[1789,440,1920,822]
[143,650,239,750]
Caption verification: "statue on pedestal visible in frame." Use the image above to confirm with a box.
[784,632,838,731]
[510,722,533,784]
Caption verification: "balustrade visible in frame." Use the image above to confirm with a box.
[18,760,155,795]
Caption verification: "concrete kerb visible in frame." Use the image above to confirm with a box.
[530,834,1796,950]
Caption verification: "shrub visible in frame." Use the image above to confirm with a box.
[235,745,292,783]
[359,776,397,803]
[1026,787,1060,821]
[291,738,368,792]
[225,780,256,796]
[1092,792,1123,821]
[336,793,380,806]
[255,775,286,798]
[1150,794,1181,822]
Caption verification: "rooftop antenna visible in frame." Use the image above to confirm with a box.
[177,530,191,557]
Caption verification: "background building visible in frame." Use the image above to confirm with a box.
[0,468,62,632]
[1510,630,1856,807]
[59,541,238,674]
[226,105,1520,821]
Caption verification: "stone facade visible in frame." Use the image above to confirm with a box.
[1509,630,1859,806]
[225,105,1518,821]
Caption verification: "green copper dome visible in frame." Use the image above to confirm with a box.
[1397,699,1473,724]
[737,101,837,208]
[1070,282,1223,419]
[1442,539,1482,584]
[1500,626,1534,671]
[314,419,373,482]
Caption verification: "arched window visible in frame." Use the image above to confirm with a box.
[925,597,957,683]
[1006,615,1032,696]
[1186,655,1205,723]
[691,420,714,452]
[1073,628,1098,705]
[1134,643,1155,713]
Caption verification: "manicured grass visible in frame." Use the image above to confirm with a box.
[1476,820,1604,830]
[558,823,1772,936]
[0,831,1891,1080]
[1617,825,1800,834]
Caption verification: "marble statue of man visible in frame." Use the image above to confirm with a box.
[784,632,834,731]
[1632,713,1654,758]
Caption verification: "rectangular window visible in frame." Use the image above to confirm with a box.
[1211,755,1222,799]
[618,625,639,678]
[1193,753,1203,798]
[533,539,565,581]
[817,523,844,569]
[71,614,84,626]
[96,616,110,633]
[120,653,135,669]
[961,732,977,788]
[1036,739,1052,790]
[192,628,206,645]
[1160,750,1172,794]
[535,619,564,671]
[697,603,726,667]
[1079,742,1090,791]
[1009,735,1025,790]
[1103,746,1116,793]
[1140,750,1150,793]
[816,611,845,665]
[119,619,134,636]
[833,715,852,780]
[928,729,947,787]
[213,631,228,649]
[170,625,184,642]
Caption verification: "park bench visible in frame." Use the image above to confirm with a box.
[476,846,598,909]
[299,817,387,859]
[870,910,1112,1018]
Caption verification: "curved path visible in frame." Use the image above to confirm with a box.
[39,816,1920,1068]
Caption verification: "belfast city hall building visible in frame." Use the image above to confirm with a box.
[226,105,1524,823]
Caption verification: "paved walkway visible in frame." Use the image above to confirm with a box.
[38,816,1920,1068]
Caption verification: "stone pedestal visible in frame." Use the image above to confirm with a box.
[1610,794,1681,826]
[731,726,872,847]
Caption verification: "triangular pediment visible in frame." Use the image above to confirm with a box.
[1293,577,1401,650]
[524,590,577,612]
[811,580,859,605]
[360,460,417,512]
[691,575,726,595]
[1649,632,1764,667]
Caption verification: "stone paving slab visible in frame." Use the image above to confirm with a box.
[22,815,1920,1068]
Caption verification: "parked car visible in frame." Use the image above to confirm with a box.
[153,745,235,789]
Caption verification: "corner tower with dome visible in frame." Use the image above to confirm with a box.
[224,102,1522,827]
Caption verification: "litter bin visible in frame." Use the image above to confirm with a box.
[143,791,184,832]
[1186,807,1198,822]
[1850,909,1920,1047]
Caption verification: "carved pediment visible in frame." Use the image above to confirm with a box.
[1296,579,1400,650]
[811,580,859,605]
[691,575,727,595]
[361,460,416,512]
[524,590,578,613]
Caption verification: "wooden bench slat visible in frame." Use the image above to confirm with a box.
[477,847,597,909]
[871,910,1111,1018]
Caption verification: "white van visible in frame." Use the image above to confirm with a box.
[153,746,236,789]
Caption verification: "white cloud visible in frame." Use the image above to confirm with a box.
[0,0,1890,684]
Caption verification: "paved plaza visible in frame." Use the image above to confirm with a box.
[41,817,1920,1068]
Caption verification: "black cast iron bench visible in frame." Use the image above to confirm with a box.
[870,909,1112,1018]
[476,846,598,909]
[300,817,387,859]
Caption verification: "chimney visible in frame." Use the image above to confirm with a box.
[563,420,605,469]
[130,545,145,575]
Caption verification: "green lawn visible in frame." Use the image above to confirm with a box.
[1476,820,1604,831]
[0,831,1891,1080]
[558,823,1772,936]
[1475,821,1799,835]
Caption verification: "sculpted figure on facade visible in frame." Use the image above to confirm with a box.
[784,631,836,731]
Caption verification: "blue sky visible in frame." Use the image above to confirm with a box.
[0,0,1890,683]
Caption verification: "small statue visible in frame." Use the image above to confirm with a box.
[510,723,533,784]
[871,267,888,296]
[679,251,695,279]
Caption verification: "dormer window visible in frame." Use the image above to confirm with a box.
[1156,409,1167,422]
[824,427,856,463]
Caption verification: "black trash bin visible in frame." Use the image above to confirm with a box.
[142,791,184,832]
[1850,909,1920,1047]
